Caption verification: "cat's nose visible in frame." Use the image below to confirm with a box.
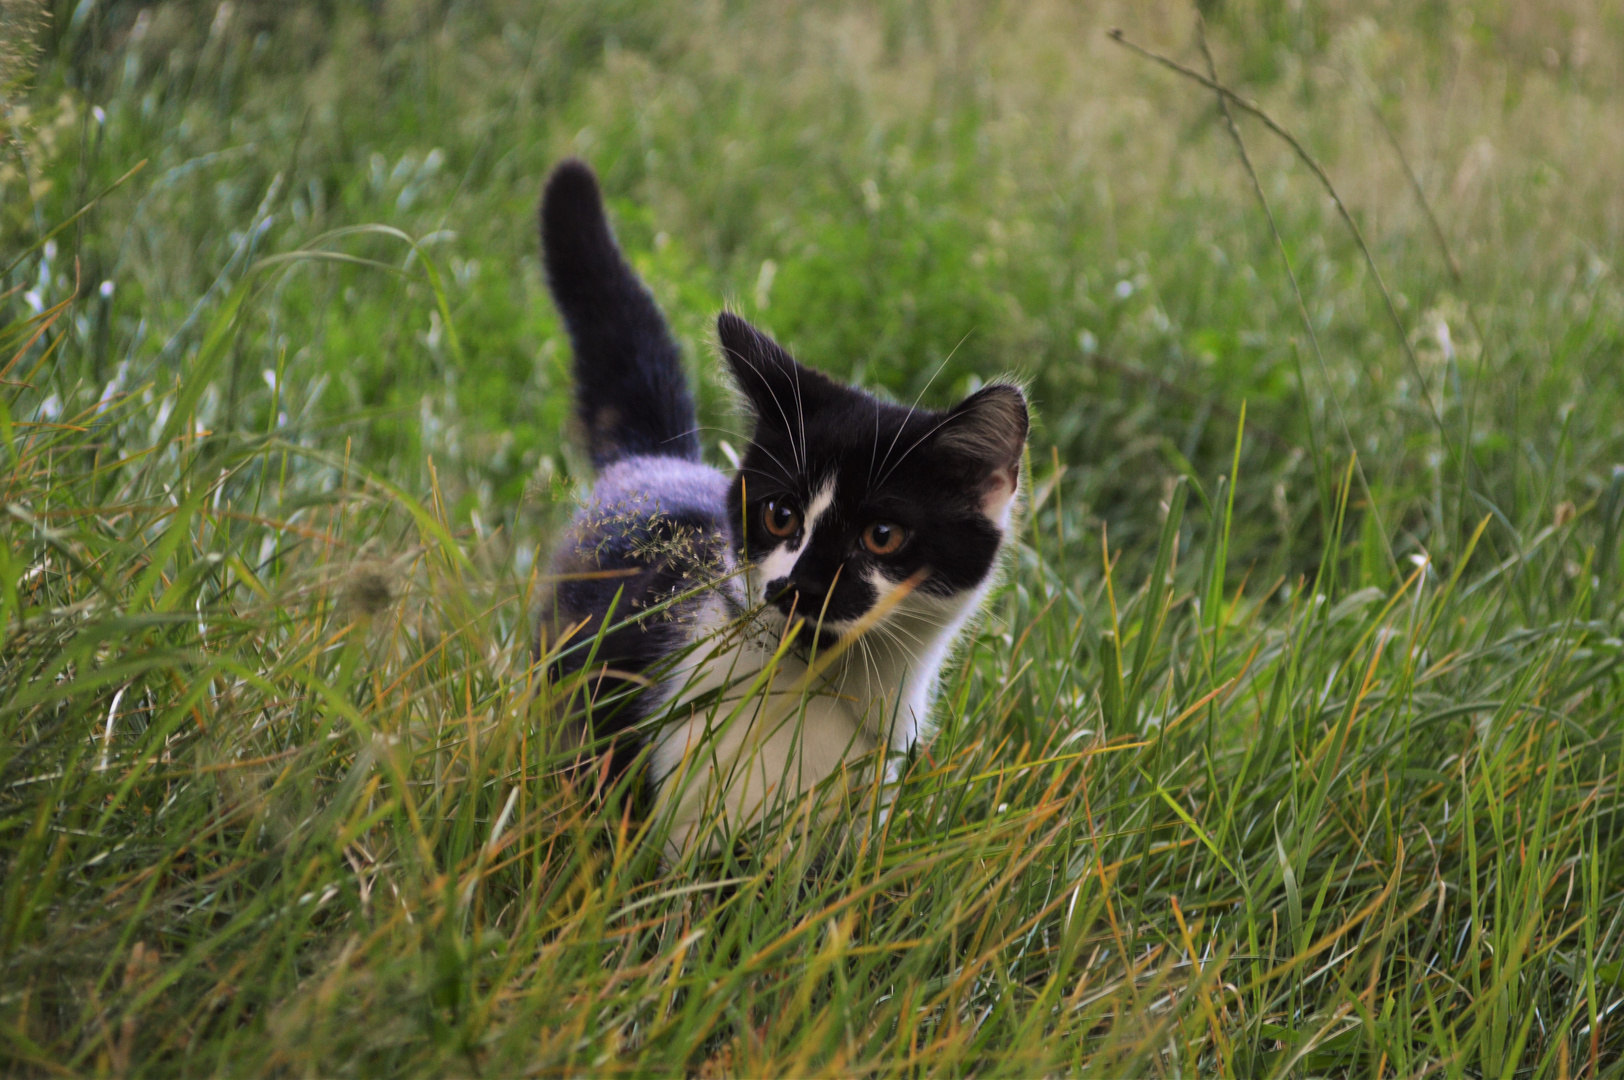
[765,576,826,616]
[764,576,796,608]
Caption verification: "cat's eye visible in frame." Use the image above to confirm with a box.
[762,498,801,539]
[862,522,907,556]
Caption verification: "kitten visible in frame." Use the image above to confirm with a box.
[536,159,1027,857]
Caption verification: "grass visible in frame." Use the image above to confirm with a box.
[4,0,1624,1074]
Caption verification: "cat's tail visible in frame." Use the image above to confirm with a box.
[540,159,701,469]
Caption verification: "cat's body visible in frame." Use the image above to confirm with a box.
[536,160,1027,857]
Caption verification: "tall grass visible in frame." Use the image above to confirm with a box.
[4,0,1624,1074]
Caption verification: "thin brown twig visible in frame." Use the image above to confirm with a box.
[1107,26,1456,472]
[1117,18,1409,571]
[1183,18,1399,576]
[1364,98,1495,538]
[1366,103,1464,286]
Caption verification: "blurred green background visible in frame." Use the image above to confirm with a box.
[10,0,1622,579]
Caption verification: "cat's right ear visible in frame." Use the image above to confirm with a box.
[717,312,831,423]
[936,383,1029,527]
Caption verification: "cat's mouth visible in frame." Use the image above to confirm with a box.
[794,621,847,654]
[759,609,851,654]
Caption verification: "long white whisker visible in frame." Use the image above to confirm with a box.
[873,331,972,482]
[730,344,804,477]
[888,603,960,630]
[874,413,963,489]
[754,437,797,473]
[868,398,882,487]
[866,627,916,721]
[873,620,928,649]
[855,635,883,727]
[791,361,808,475]
[739,460,795,489]
[872,621,923,664]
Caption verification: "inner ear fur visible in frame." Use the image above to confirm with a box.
[936,384,1029,518]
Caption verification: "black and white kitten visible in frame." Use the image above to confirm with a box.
[536,160,1027,856]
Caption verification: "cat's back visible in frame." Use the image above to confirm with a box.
[537,453,738,780]
[586,453,731,526]
[545,454,734,643]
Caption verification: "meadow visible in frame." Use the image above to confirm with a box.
[4,0,1624,1074]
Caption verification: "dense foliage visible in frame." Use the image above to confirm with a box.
[4,0,1624,1074]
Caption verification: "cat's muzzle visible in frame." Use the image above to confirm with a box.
[764,577,847,650]
[765,575,826,617]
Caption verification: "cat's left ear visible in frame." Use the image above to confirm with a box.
[936,384,1029,526]
[717,311,838,427]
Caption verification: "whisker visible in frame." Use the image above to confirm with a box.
[727,339,804,476]
[889,605,960,631]
[873,621,927,649]
[873,621,924,661]
[874,413,963,488]
[791,360,809,477]
[872,332,971,483]
[738,462,796,489]
[855,636,883,723]
[746,444,799,482]
[868,398,882,487]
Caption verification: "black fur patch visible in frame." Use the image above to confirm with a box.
[718,313,1026,625]
[538,487,729,788]
[540,160,701,467]
[536,158,715,784]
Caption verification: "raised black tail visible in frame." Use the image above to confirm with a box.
[540,160,700,468]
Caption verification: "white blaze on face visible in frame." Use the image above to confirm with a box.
[752,476,838,604]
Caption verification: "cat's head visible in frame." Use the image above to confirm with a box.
[717,312,1028,648]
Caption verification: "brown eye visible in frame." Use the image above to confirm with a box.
[763,498,801,539]
[862,522,906,555]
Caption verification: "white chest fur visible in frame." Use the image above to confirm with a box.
[646,581,986,857]
[649,632,876,856]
